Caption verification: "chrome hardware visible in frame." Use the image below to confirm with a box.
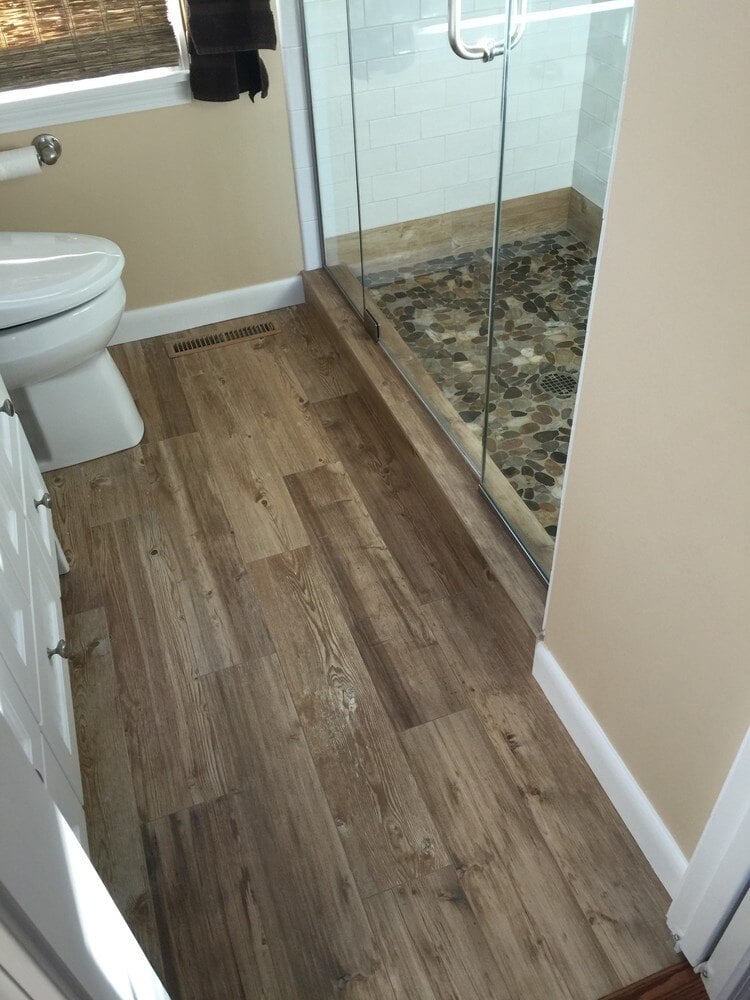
[448,0,528,61]
[47,639,69,660]
[31,134,62,167]
[0,398,15,417]
[34,492,52,510]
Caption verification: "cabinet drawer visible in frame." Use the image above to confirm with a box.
[19,432,55,561]
[32,564,82,799]
[0,652,45,781]
[0,379,23,512]
[0,535,40,719]
[42,737,89,854]
[0,475,24,569]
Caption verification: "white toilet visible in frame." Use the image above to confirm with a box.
[0,232,143,472]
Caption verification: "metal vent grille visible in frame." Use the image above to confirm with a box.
[539,370,578,398]
[165,320,281,358]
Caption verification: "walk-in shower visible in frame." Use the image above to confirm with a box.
[300,0,633,577]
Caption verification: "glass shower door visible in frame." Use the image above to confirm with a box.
[480,0,633,575]
[302,0,633,580]
[349,0,514,473]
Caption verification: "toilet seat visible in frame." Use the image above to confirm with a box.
[0,232,124,329]
[0,230,142,472]
[0,280,126,390]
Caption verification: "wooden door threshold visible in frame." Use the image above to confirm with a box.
[599,961,708,999]
[302,268,547,636]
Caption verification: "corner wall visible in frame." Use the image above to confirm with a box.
[543,0,750,857]
[0,47,303,311]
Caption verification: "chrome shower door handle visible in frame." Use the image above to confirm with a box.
[447,0,528,62]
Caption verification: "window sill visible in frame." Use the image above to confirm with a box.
[0,66,191,135]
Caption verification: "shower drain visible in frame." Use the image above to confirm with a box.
[539,370,578,398]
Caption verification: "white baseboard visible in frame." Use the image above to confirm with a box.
[532,641,688,898]
[112,275,305,344]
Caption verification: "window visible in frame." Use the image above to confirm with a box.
[0,0,189,133]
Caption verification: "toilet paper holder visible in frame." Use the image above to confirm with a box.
[31,134,62,166]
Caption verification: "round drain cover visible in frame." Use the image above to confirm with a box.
[539,370,578,398]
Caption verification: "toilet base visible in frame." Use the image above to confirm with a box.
[13,350,144,472]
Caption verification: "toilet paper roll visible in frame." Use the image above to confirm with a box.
[0,146,42,182]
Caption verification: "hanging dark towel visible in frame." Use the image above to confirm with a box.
[187,0,276,102]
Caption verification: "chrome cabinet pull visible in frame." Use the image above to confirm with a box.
[448,0,527,62]
[47,639,68,660]
[0,398,15,417]
[34,492,52,510]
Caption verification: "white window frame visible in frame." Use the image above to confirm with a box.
[0,0,190,135]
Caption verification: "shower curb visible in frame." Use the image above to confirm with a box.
[302,268,547,637]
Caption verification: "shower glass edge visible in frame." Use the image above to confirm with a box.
[299,0,634,583]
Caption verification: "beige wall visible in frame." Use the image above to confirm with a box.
[0,47,303,310]
[544,2,750,857]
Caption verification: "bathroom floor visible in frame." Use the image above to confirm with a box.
[49,304,673,999]
[367,230,595,538]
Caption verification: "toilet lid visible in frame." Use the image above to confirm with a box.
[0,232,124,329]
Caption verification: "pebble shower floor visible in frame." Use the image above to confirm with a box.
[367,230,595,538]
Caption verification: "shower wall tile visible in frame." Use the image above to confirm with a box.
[363,0,420,26]
[395,137,445,170]
[572,7,632,208]
[371,168,422,201]
[397,189,445,222]
[394,80,447,114]
[296,0,633,242]
[421,158,470,192]
[369,113,422,147]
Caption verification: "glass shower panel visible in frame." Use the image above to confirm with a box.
[349,0,510,473]
[481,0,633,576]
[302,0,364,297]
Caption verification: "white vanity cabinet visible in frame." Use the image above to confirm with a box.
[0,372,86,850]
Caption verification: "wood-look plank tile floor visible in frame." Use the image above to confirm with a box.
[50,305,676,1000]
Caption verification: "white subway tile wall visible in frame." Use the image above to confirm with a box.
[572,7,631,207]
[283,0,631,248]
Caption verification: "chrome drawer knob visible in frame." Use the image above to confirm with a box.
[0,398,14,417]
[47,639,68,660]
[34,492,52,510]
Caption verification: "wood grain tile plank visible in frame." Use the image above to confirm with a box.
[285,462,424,644]
[364,890,439,1000]
[68,606,164,980]
[99,512,247,820]
[279,305,358,404]
[201,334,337,477]
[176,350,309,562]
[402,709,621,999]
[371,868,511,1000]
[315,391,489,604]
[304,270,548,633]
[145,657,388,1000]
[250,545,449,896]
[353,627,465,732]
[142,434,275,675]
[46,473,105,614]
[422,585,675,982]
[111,337,196,444]
[46,446,152,614]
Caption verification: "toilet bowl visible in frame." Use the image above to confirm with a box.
[0,232,144,472]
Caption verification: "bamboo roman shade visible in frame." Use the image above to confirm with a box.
[0,0,180,91]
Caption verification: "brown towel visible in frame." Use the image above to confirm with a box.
[187,0,276,102]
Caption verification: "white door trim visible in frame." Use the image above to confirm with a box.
[668,725,750,965]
